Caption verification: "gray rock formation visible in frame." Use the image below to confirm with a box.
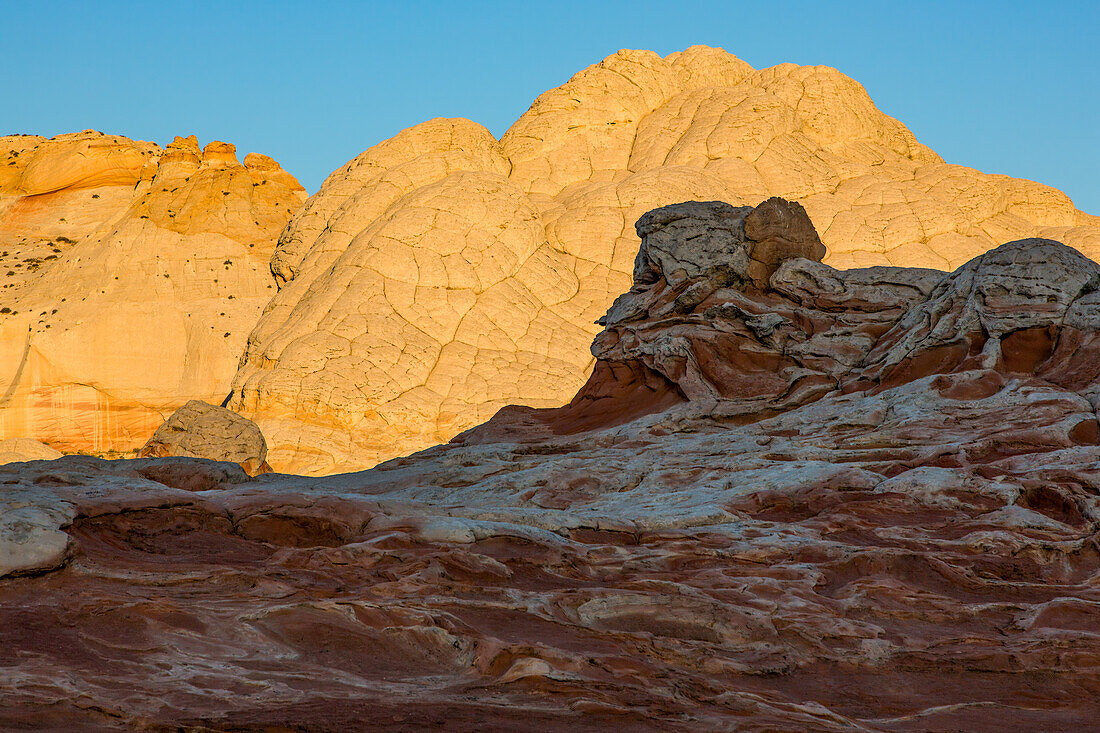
[604,197,825,325]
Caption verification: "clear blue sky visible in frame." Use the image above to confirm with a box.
[4,1,1098,212]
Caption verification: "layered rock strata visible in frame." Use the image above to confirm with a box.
[2,202,1100,729]
[228,45,1100,473]
[0,131,306,455]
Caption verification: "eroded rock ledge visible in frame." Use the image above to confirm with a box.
[2,200,1100,730]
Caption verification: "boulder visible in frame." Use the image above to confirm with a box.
[0,438,62,465]
[139,400,269,475]
[605,197,824,325]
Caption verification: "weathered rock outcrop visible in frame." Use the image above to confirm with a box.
[139,400,269,475]
[228,46,1100,473]
[3,203,1100,729]
[605,197,825,323]
[465,203,1099,445]
[0,131,306,455]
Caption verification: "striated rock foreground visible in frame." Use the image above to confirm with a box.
[3,200,1100,730]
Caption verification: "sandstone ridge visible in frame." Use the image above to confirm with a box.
[227,46,1100,473]
[3,202,1100,729]
[0,130,306,455]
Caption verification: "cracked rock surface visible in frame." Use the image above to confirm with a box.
[2,204,1100,730]
[228,46,1100,473]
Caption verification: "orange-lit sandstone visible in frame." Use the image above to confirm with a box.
[0,131,306,455]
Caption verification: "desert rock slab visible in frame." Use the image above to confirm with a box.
[3,224,1100,727]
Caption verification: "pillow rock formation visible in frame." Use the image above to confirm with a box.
[0,131,305,455]
[3,200,1100,729]
[227,45,1100,473]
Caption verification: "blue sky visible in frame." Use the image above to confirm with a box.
[4,1,1097,212]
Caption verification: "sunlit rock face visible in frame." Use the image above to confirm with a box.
[0,131,306,455]
[229,45,1100,474]
[3,203,1100,729]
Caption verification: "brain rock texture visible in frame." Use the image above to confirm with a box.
[0,131,306,454]
[228,46,1099,473]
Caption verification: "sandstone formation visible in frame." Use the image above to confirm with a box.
[139,399,270,475]
[229,46,1100,473]
[0,131,306,455]
[3,206,1100,729]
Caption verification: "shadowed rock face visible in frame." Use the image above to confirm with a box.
[617,197,825,319]
[3,203,1100,730]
